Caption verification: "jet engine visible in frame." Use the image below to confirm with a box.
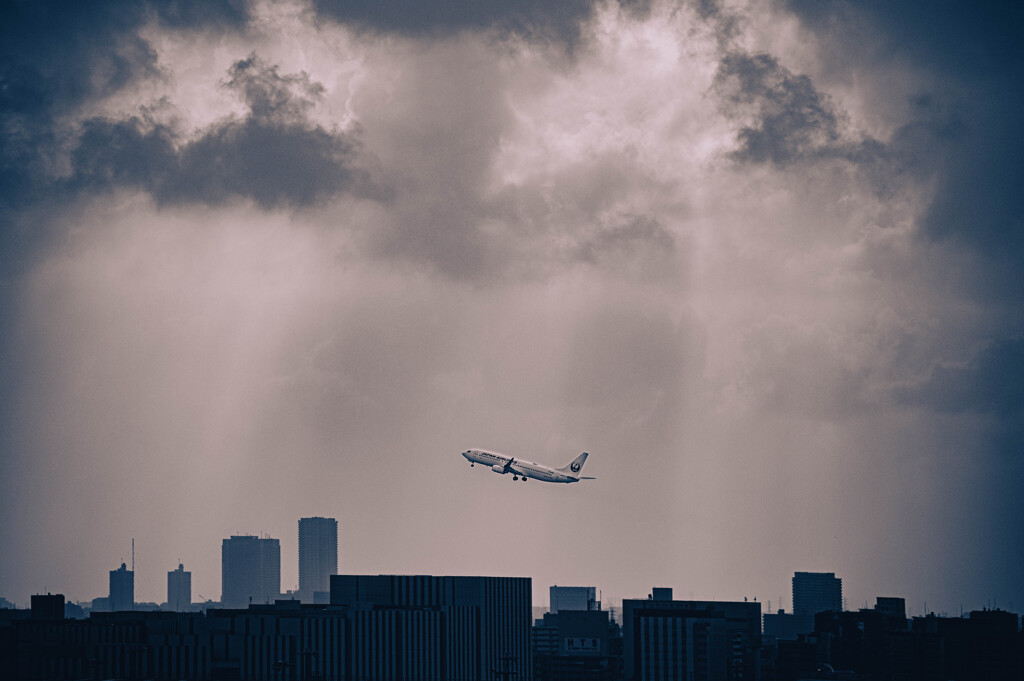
[491,464,507,474]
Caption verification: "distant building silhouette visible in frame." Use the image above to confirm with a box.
[167,563,191,611]
[30,594,64,621]
[622,587,761,681]
[550,585,599,613]
[221,535,280,608]
[533,608,618,681]
[763,608,813,641]
[298,516,337,603]
[108,562,134,612]
[792,571,841,617]
[331,574,533,681]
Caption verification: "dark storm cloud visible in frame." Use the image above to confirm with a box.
[65,56,375,209]
[780,0,1024,277]
[311,0,650,47]
[713,52,864,167]
[896,338,1024,457]
[897,338,1024,418]
[0,0,252,206]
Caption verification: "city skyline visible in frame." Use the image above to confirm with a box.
[1,0,1022,618]
[0,525,1013,620]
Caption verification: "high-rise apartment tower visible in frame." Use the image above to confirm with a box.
[167,563,191,611]
[792,571,842,616]
[109,562,134,612]
[221,535,280,608]
[298,517,338,603]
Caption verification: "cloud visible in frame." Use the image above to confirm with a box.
[0,0,252,206]
[65,55,377,209]
[897,338,1024,418]
[779,0,1024,286]
[310,0,651,48]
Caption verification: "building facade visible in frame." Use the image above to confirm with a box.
[221,535,280,608]
[167,563,191,611]
[791,571,842,617]
[331,573,533,681]
[108,563,134,612]
[622,588,761,681]
[550,586,599,613]
[298,516,338,603]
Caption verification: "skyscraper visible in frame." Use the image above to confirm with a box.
[792,571,842,616]
[109,562,134,612]
[221,535,280,608]
[298,516,338,603]
[167,563,191,611]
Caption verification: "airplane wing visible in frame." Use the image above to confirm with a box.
[507,460,530,476]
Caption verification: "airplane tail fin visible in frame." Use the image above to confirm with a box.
[559,452,589,478]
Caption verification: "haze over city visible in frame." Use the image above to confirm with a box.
[1,0,1021,617]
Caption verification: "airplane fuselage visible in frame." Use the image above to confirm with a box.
[461,449,587,484]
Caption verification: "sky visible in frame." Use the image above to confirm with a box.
[1,0,1021,615]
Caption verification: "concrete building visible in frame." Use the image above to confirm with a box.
[331,573,533,681]
[550,585,599,613]
[622,588,761,681]
[167,563,191,611]
[220,535,280,608]
[298,516,338,603]
[792,571,841,617]
[109,562,134,612]
[533,609,616,681]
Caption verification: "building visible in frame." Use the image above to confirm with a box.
[109,562,134,612]
[298,516,338,603]
[221,535,280,608]
[550,585,599,613]
[762,609,813,641]
[622,588,761,681]
[792,571,841,618]
[30,594,64,621]
[167,563,191,611]
[533,609,617,681]
[331,573,533,681]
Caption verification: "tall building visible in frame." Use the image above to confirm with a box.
[550,585,599,613]
[533,609,616,681]
[221,535,280,608]
[109,562,134,612]
[622,588,761,681]
[167,563,191,611]
[792,571,842,617]
[331,573,533,681]
[298,516,338,603]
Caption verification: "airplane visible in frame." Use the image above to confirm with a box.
[461,448,595,484]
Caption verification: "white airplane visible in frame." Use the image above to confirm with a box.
[461,449,595,484]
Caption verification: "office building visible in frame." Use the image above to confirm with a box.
[550,585,599,613]
[298,516,338,603]
[109,562,134,612]
[167,563,191,611]
[622,588,761,681]
[332,573,533,681]
[30,594,64,621]
[792,571,842,617]
[533,609,616,681]
[221,535,280,608]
